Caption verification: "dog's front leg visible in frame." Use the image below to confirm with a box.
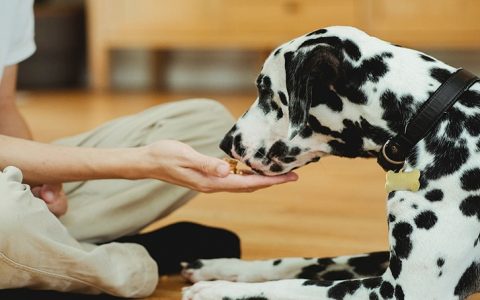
[182,275,397,300]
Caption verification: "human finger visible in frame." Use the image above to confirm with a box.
[186,151,230,177]
[212,172,299,192]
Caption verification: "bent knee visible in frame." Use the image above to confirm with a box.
[0,169,52,235]
[182,99,234,126]
[0,195,46,238]
[0,167,29,213]
[191,99,232,116]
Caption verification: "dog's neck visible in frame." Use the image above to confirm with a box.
[326,46,464,160]
[329,49,479,178]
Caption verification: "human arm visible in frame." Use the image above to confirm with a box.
[0,136,297,192]
[0,65,33,139]
[0,65,68,216]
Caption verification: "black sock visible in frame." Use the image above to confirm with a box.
[111,221,241,275]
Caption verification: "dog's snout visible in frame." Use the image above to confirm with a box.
[267,141,288,159]
[219,134,234,156]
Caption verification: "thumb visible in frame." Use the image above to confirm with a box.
[189,152,230,177]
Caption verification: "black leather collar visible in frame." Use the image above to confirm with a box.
[377,69,480,172]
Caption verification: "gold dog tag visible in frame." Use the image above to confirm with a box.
[385,169,420,193]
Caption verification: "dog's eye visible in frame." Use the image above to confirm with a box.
[257,85,270,97]
[256,75,272,97]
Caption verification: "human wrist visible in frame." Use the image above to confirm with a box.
[118,145,170,181]
[135,142,178,182]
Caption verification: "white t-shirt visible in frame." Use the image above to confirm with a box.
[0,0,36,79]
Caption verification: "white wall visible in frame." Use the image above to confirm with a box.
[109,49,480,91]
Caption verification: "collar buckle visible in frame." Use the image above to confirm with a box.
[378,139,406,172]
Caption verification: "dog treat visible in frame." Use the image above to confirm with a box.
[224,158,239,174]
[385,169,420,193]
[223,158,252,175]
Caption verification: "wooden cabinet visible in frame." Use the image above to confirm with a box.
[365,0,480,48]
[87,0,480,90]
[217,0,361,45]
[91,0,360,48]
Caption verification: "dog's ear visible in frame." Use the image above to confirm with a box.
[285,46,340,139]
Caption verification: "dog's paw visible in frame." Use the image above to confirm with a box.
[182,281,224,300]
[182,280,263,300]
[182,279,314,300]
[181,258,267,283]
[181,259,240,283]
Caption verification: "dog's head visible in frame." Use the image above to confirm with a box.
[220,27,397,175]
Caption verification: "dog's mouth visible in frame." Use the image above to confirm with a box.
[229,155,265,175]
[248,167,265,176]
[225,151,270,176]
[220,132,326,175]
[244,161,267,176]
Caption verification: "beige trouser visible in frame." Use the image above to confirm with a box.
[0,99,234,297]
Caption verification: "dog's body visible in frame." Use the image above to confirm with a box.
[182,26,480,300]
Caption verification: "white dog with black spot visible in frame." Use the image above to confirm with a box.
[182,26,480,300]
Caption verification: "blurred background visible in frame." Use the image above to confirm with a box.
[18,0,480,92]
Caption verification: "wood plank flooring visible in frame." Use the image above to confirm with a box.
[16,91,479,299]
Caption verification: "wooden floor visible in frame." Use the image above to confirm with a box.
[16,91,479,299]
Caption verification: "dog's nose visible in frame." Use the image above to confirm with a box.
[219,134,234,156]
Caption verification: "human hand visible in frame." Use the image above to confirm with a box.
[142,140,298,193]
[32,183,68,217]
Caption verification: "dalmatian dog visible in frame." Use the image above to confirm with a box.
[182,26,480,300]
